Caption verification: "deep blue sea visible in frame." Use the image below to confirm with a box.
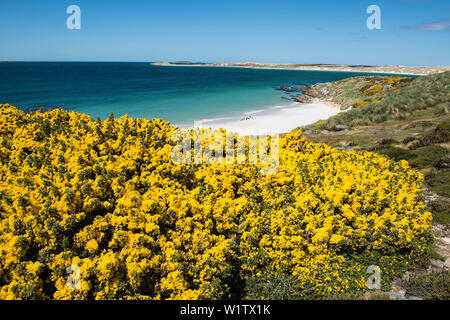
[0,62,408,127]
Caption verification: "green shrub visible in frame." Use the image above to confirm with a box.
[376,147,415,163]
[408,146,449,169]
[379,138,399,146]
[428,200,450,225]
[402,136,417,144]
[245,274,304,300]
[369,293,391,300]
[403,272,450,300]
[425,169,450,197]
[437,121,450,131]
[409,128,450,150]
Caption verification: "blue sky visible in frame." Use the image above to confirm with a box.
[0,0,449,65]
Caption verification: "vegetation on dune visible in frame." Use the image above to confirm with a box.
[0,104,432,300]
[360,77,411,97]
[310,75,414,110]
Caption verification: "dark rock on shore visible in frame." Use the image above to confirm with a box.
[277,86,302,92]
[297,85,310,92]
[292,84,327,103]
[433,158,450,169]
[335,124,349,131]
[295,95,314,103]
[275,83,326,104]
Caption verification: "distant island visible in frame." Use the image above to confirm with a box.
[149,61,450,76]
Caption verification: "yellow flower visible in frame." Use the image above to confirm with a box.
[0,104,432,300]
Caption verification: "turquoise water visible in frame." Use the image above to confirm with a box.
[0,62,408,127]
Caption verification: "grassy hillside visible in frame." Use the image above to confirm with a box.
[307,71,449,130]
[311,75,414,110]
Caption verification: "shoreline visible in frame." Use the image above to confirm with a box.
[150,62,450,76]
[179,100,342,135]
[156,63,426,76]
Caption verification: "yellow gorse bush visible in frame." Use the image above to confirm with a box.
[0,104,431,299]
[361,76,408,96]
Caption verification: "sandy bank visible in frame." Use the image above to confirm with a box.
[183,101,342,135]
[149,62,450,76]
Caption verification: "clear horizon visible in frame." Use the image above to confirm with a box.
[1,61,448,67]
[0,0,449,66]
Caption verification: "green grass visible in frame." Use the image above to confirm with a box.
[373,145,448,169]
[375,147,412,162]
[244,273,365,300]
[403,271,450,300]
[308,71,450,130]
[428,200,450,225]
[437,121,450,131]
[408,122,450,149]
[245,274,303,300]
[369,293,391,300]
[410,146,449,169]
[313,75,414,110]
[425,169,450,198]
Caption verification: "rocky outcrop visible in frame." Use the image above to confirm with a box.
[433,158,450,169]
[293,84,328,104]
[295,94,314,104]
[334,125,349,131]
[277,86,296,92]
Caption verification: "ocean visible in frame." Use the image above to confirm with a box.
[0,62,404,127]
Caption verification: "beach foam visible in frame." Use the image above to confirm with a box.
[186,102,341,135]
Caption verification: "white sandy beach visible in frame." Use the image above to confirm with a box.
[187,101,341,135]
